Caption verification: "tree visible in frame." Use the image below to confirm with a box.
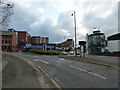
[0,0,14,30]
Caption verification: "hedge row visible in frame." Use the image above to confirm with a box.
[29,49,60,55]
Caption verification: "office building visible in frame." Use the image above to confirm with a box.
[86,30,107,55]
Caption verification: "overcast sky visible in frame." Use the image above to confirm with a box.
[9,0,119,44]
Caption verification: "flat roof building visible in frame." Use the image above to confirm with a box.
[107,33,120,52]
[18,31,31,44]
[1,30,18,52]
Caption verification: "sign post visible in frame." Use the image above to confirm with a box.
[79,41,86,58]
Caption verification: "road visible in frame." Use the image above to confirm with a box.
[6,52,119,88]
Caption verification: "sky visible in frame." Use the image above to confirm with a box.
[8,0,119,44]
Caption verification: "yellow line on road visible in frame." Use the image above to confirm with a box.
[37,65,46,73]
[50,78,62,89]
[36,65,62,89]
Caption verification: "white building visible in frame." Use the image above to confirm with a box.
[107,33,120,52]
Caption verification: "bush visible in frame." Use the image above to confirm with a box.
[29,49,37,53]
[29,49,60,55]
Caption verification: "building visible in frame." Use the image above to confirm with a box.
[1,30,18,52]
[40,37,49,44]
[31,36,49,45]
[107,33,120,52]
[18,31,31,45]
[31,36,40,45]
[20,43,57,52]
[57,39,74,51]
[86,30,107,55]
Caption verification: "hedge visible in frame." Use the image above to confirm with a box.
[29,49,60,55]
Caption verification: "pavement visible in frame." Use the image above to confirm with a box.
[2,53,53,88]
[5,52,119,88]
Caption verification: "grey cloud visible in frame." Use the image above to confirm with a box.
[10,2,39,30]
[82,5,118,37]
[9,0,118,44]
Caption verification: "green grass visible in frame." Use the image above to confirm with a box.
[23,52,38,55]
[27,49,61,55]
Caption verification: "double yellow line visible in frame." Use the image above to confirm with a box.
[36,65,62,89]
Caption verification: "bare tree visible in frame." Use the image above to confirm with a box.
[0,0,14,30]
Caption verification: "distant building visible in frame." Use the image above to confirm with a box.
[20,43,57,52]
[40,37,49,44]
[31,36,41,45]
[57,39,74,51]
[107,33,120,52]
[1,30,18,52]
[31,36,49,45]
[18,31,31,44]
[86,30,107,55]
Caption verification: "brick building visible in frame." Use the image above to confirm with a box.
[31,36,49,45]
[31,36,40,45]
[40,37,49,44]
[57,39,74,51]
[1,30,18,52]
[18,31,31,45]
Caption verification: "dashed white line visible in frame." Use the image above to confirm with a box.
[34,59,49,65]
[59,58,64,61]
[69,65,106,79]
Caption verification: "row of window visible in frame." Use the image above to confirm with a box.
[2,40,11,44]
[2,35,12,38]
[2,46,11,49]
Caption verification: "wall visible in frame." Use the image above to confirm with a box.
[108,40,120,52]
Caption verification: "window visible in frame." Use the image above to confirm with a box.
[8,46,11,49]
[9,40,11,43]
[2,46,4,49]
[2,40,4,43]
[4,46,7,49]
[5,40,7,44]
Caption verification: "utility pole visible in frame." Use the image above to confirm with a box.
[72,11,77,57]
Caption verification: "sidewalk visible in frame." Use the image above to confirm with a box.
[59,55,119,70]
[2,53,51,88]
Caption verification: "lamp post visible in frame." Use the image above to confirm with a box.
[71,11,77,57]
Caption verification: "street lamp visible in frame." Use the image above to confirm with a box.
[71,11,77,57]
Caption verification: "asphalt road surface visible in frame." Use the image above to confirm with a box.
[6,52,119,88]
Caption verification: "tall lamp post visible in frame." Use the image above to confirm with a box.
[71,11,77,57]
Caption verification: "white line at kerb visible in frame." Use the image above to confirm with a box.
[69,65,106,79]
[34,59,49,65]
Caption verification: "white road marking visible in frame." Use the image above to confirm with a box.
[34,59,49,65]
[59,58,64,61]
[67,61,71,63]
[56,61,61,63]
[69,65,106,79]
[34,59,39,61]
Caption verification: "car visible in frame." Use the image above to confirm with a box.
[69,51,74,55]
[61,52,67,55]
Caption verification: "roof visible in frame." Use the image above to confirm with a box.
[1,30,16,35]
[31,36,41,38]
[87,30,105,37]
[107,33,120,41]
[88,33,104,37]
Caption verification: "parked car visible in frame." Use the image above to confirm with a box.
[69,51,74,55]
[61,52,67,55]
